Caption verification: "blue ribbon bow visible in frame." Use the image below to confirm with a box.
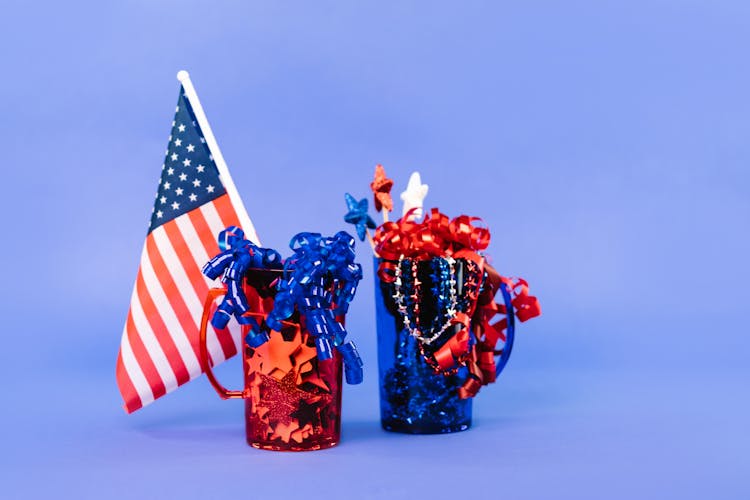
[203,227,365,385]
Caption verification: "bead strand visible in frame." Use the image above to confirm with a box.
[392,256,459,346]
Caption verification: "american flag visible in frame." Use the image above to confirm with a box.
[116,73,259,413]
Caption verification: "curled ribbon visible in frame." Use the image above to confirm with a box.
[203,228,367,386]
[201,226,283,343]
[266,231,365,385]
[457,264,541,398]
[374,208,491,282]
[375,208,541,398]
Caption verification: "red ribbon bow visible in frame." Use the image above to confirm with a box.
[374,207,541,399]
[374,208,490,282]
[458,267,541,398]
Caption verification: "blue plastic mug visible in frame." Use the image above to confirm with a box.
[374,257,472,434]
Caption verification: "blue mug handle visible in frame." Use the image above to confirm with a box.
[493,281,516,378]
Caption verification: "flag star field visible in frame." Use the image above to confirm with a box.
[150,88,227,233]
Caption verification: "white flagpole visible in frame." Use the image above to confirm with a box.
[176,70,261,246]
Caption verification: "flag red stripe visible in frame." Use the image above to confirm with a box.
[195,199,241,359]
[138,245,192,385]
[116,351,142,414]
[163,217,228,367]
[217,190,259,244]
[187,206,238,359]
[146,230,208,358]
[125,310,167,400]
[162,220,210,306]
[160,220,216,365]
[134,272,189,386]
[214,195,254,353]
[187,205,220,263]
[213,193,242,229]
[211,194,247,356]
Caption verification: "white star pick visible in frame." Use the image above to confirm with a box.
[400,171,429,220]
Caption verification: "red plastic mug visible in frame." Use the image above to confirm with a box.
[199,287,343,451]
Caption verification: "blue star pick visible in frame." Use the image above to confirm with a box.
[343,193,376,241]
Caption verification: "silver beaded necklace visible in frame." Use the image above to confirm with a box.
[392,254,459,345]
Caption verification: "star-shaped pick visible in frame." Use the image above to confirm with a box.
[370,164,394,213]
[400,171,429,220]
[343,193,376,241]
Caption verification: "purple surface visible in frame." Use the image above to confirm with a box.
[2,1,748,498]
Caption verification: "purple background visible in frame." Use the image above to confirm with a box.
[2,1,748,498]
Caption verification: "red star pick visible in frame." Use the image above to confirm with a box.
[370,164,394,213]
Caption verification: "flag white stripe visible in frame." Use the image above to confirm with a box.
[150,226,208,379]
[119,323,154,407]
[140,237,201,377]
[174,211,227,364]
[230,322,243,352]
[174,212,213,279]
[199,202,226,240]
[208,294,243,353]
[129,282,179,393]
[201,203,244,349]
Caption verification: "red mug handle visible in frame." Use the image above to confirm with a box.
[199,288,245,399]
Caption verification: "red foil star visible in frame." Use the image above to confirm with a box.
[370,164,394,212]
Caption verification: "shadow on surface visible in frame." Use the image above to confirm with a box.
[129,402,244,443]
[135,422,243,442]
[340,419,395,444]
